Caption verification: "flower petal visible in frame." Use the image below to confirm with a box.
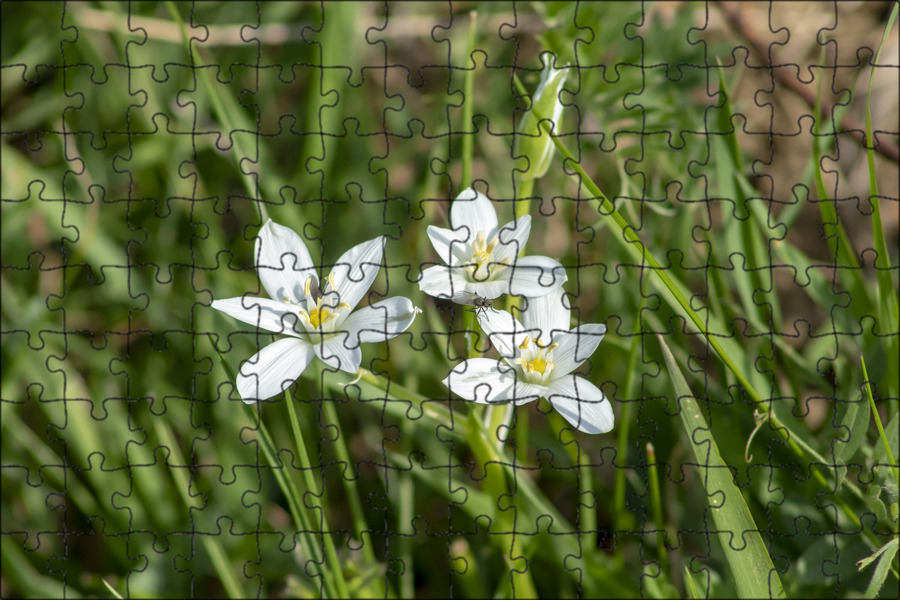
[506,255,567,297]
[477,309,529,360]
[442,358,515,403]
[459,279,511,301]
[341,297,420,345]
[236,337,314,402]
[491,215,532,264]
[255,219,316,303]
[450,188,498,237]
[311,335,363,374]
[427,225,471,266]
[328,236,385,312]
[211,296,302,336]
[418,265,469,299]
[520,288,570,345]
[552,323,607,375]
[544,375,613,434]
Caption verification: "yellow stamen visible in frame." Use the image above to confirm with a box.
[516,354,553,376]
[304,276,313,297]
[519,336,531,350]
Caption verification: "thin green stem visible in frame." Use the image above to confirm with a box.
[460,10,477,190]
[284,395,350,598]
[399,419,416,599]
[862,356,899,486]
[320,400,376,562]
[516,176,534,220]
[208,335,328,594]
[614,293,644,541]
[242,404,326,572]
[646,442,668,579]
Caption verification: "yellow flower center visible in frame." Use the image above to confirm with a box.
[514,336,558,384]
[471,232,498,268]
[289,275,350,333]
[468,231,509,281]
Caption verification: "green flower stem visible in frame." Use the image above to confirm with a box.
[460,10,477,190]
[283,394,350,598]
[242,404,329,588]
[515,176,534,220]
[209,335,330,594]
[465,408,539,598]
[152,419,245,599]
[614,291,644,541]
[646,442,668,578]
[320,399,376,562]
[510,73,876,544]
[399,419,416,599]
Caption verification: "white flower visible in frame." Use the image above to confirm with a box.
[212,219,420,402]
[442,289,613,434]
[419,188,567,301]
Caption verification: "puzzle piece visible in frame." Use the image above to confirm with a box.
[2,2,898,598]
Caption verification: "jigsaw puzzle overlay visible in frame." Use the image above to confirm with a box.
[2,2,898,598]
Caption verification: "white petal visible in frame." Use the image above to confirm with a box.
[450,188,498,236]
[520,288,570,345]
[477,309,529,360]
[458,279,510,300]
[545,375,614,434]
[328,236,384,312]
[552,323,607,375]
[426,225,471,266]
[236,337,314,402]
[311,335,363,374]
[442,358,515,403]
[211,297,302,336]
[341,297,420,345]
[418,265,469,299]
[506,255,567,297]
[491,215,532,264]
[255,219,316,303]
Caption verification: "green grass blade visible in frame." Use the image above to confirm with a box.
[659,335,785,598]
[864,1,900,399]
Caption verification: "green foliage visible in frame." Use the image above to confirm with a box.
[2,2,898,598]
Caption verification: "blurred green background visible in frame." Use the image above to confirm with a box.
[2,1,898,598]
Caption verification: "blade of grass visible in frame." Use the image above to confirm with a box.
[208,334,334,596]
[283,391,350,598]
[864,1,900,401]
[152,419,245,599]
[659,334,785,598]
[862,355,899,486]
[461,10,477,189]
[646,442,669,579]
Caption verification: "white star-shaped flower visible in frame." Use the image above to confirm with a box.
[443,289,613,434]
[212,219,420,402]
[418,188,567,301]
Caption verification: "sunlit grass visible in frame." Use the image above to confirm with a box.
[2,2,898,598]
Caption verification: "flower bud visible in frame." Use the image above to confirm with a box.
[515,53,568,181]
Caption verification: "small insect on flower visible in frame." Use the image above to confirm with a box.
[451,291,496,316]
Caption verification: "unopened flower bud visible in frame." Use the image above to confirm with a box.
[515,53,568,181]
